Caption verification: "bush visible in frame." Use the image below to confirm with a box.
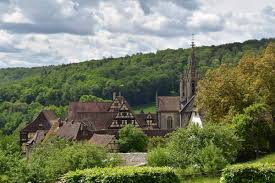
[148,124,241,175]
[62,166,180,183]
[118,124,148,152]
[221,164,275,183]
[233,103,275,161]
[196,141,228,174]
[148,147,171,167]
[147,136,168,150]
[25,138,120,183]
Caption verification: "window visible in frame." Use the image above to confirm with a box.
[192,81,196,95]
[167,116,173,129]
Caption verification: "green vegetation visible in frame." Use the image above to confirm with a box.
[133,103,156,113]
[62,167,180,183]
[0,138,121,183]
[233,103,275,161]
[221,164,275,183]
[118,124,148,152]
[197,42,275,122]
[148,124,241,175]
[182,177,220,183]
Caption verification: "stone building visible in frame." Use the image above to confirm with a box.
[157,40,202,129]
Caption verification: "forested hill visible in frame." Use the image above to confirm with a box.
[0,38,274,107]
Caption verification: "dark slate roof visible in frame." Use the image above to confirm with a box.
[21,110,58,133]
[135,113,146,127]
[56,122,82,140]
[135,113,157,127]
[79,112,118,130]
[89,134,116,147]
[157,96,180,112]
[68,102,112,120]
[180,95,195,113]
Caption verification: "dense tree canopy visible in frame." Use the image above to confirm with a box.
[196,42,275,122]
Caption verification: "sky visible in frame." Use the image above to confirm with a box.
[0,0,274,68]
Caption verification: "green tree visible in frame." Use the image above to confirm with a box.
[233,103,274,161]
[118,124,148,152]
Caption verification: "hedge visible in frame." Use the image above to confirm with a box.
[221,164,275,183]
[61,166,180,183]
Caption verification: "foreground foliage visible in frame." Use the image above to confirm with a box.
[233,103,275,161]
[1,138,120,183]
[148,124,241,175]
[62,167,180,183]
[221,164,275,183]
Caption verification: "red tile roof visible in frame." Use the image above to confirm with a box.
[78,112,117,130]
[89,134,116,147]
[56,122,82,140]
[157,96,180,112]
[68,102,112,120]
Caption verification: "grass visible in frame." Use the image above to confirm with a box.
[181,177,220,183]
[245,153,275,165]
[133,103,156,113]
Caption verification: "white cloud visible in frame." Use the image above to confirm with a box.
[0,0,274,68]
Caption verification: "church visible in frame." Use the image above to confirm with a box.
[20,41,203,152]
[156,40,202,129]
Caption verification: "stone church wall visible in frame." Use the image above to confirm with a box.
[158,112,180,129]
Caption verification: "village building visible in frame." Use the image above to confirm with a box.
[20,110,59,152]
[89,134,119,152]
[19,41,202,151]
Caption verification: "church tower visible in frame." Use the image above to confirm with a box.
[180,35,199,106]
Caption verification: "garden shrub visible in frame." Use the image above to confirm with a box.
[148,124,241,175]
[62,166,180,183]
[147,136,168,150]
[25,138,120,183]
[233,103,275,161]
[118,124,148,152]
[148,147,171,167]
[221,164,275,183]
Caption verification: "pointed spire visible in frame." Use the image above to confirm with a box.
[190,34,196,70]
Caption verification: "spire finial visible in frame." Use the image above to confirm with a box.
[191,34,195,48]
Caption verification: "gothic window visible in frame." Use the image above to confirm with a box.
[191,81,196,95]
[167,116,173,129]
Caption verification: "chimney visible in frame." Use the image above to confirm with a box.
[118,91,121,96]
[113,92,116,100]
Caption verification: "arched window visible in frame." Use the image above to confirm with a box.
[167,116,173,129]
[192,81,196,95]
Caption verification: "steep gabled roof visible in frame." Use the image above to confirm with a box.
[79,112,118,131]
[180,95,195,113]
[157,96,180,112]
[68,102,112,120]
[21,110,58,133]
[56,122,82,140]
[135,113,157,127]
[42,110,58,124]
[89,134,116,147]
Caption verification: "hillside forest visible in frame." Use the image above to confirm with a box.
[0,38,273,135]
